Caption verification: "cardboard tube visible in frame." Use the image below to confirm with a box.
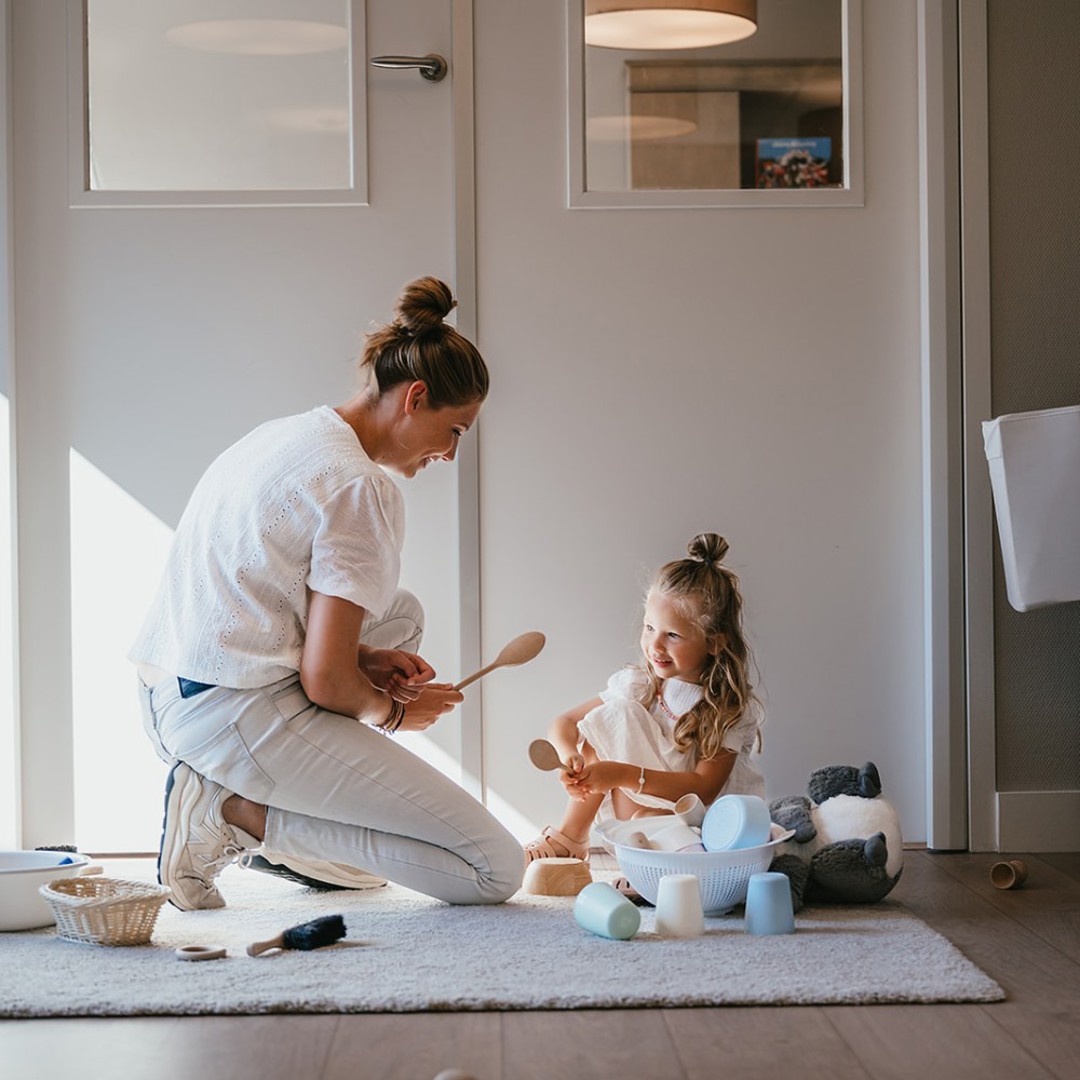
[990,859,1028,889]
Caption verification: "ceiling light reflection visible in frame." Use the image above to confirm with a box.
[587,114,698,141]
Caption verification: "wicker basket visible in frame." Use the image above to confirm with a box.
[39,877,171,946]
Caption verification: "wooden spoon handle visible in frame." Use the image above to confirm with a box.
[453,661,499,692]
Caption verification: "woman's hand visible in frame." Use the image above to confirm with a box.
[358,646,436,702]
[562,761,634,800]
[395,683,464,732]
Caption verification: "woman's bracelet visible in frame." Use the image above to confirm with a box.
[636,766,646,795]
[379,696,406,734]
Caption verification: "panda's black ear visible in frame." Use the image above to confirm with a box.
[808,765,861,803]
[859,762,882,799]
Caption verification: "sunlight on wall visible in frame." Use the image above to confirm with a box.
[0,395,16,848]
[64,446,538,852]
[70,449,173,852]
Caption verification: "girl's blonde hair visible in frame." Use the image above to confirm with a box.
[643,533,761,760]
[361,277,488,407]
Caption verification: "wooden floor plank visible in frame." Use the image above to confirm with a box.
[921,851,1080,967]
[980,1000,1080,1080]
[0,1015,340,1080]
[0,1018,181,1080]
[1038,853,1080,883]
[159,1016,342,1080]
[825,1004,1055,1080]
[892,852,1080,1079]
[932,851,1080,911]
[664,1006,873,1080]
[893,853,1079,1001]
[503,1010,684,1080]
[324,1013,501,1080]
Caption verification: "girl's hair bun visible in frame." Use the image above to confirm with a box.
[688,532,729,566]
[395,276,456,337]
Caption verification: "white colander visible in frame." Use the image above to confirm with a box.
[599,819,795,914]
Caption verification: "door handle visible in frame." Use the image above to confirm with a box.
[370,54,448,82]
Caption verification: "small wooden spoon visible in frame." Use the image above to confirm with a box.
[454,631,546,691]
[528,738,569,772]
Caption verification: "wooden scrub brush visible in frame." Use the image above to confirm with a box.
[247,914,347,956]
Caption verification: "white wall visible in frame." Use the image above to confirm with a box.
[475,0,927,837]
[9,0,929,847]
[9,0,465,848]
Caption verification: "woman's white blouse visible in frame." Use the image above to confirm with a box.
[130,406,404,689]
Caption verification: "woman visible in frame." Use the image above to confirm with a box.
[132,277,523,910]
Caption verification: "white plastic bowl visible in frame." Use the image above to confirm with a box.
[0,850,92,931]
[599,819,794,914]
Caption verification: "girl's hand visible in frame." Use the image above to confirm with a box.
[359,647,436,703]
[559,753,588,799]
[395,683,463,732]
[563,761,632,799]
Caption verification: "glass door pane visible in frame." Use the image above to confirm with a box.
[82,0,362,200]
[571,0,862,207]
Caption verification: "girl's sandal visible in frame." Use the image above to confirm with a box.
[524,826,590,864]
[613,876,647,905]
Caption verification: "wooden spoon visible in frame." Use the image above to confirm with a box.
[453,631,546,691]
[528,738,569,772]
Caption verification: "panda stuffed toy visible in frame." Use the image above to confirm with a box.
[768,762,903,912]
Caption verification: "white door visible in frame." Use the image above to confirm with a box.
[8,0,478,852]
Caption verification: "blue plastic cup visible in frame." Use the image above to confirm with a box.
[743,871,795,936]
[574,881,641,940]
[701,794,772,851]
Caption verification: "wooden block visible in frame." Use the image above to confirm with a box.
[522,857,593,896]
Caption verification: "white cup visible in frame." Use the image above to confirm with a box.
[646,817,706,853]
[673,792,706,827]
[655,874,705,938]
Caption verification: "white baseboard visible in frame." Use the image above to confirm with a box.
[997,791,1080,851]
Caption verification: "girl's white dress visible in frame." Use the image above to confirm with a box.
[577,666,764,836]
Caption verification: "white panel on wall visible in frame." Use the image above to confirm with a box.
[12,0,464,849]
[474,0,926,840]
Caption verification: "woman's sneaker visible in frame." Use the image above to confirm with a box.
[158,762,246,910]
[243,852,388,891]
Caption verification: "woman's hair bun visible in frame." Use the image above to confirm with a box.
[395,276,456,336]
[688,532,729,565]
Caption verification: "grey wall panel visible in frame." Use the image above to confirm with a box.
[987,0,1080,791]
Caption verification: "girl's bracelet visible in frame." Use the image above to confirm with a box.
[636,766,646,795]
[379,696,406,734]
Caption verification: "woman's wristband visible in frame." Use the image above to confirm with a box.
[378,696,406,734]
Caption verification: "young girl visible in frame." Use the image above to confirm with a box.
[525,533,764,863]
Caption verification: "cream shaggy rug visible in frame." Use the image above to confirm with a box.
[0,864,1003,1016]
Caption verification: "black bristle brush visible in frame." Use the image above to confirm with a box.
[246,914,347,957]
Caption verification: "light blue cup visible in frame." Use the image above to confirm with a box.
[743,871,795,935]
[574,881,641,940]
[700,794,772,851]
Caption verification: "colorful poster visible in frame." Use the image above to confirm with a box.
[756,137,832,188]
